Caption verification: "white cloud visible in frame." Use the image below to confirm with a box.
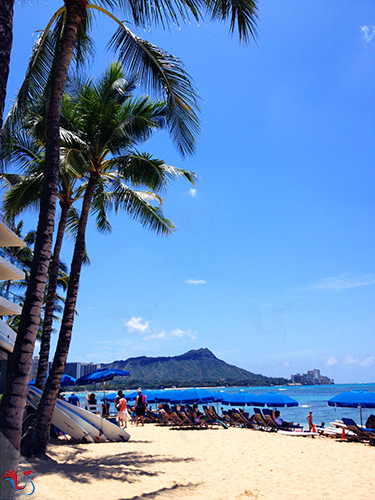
[185,279,207,285]
[189,188,197,197]
[326,356,338,366]
[283,362,290,368]
[125,316,150,334]
[359,356,375,367]
[171,328,196,339]
[361,25,375,43]
[345,355,359,365]
[145,330,167,340]
[295,273,375,293]
[145,328,197,341]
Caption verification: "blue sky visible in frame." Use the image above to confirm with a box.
[5,1,375,383]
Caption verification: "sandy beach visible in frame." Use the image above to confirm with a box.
[18,424,374,500]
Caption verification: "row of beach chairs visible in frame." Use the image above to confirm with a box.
[152,404,302,431]
[146,405,375,444]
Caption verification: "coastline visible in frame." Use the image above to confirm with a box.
[21,424,374,500]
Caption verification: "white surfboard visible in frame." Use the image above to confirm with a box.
[28,386,130,442]
[57,395,130,442]
[278,430,316,436]
[26,387,95,443]
[27,386,107,443]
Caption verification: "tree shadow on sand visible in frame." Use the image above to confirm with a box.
[25,442,195,486]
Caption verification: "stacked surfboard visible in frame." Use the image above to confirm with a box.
[26,385,130,443]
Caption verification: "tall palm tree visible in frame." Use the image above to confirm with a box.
[19,63,197,456]
[0,0,258,458]
[0,119,85,392]
[0,0,15,151]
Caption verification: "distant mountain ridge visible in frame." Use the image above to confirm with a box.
[101,348,288,388]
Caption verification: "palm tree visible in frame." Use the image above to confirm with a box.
[0,120,84,392]
[0,0,258,458]
[0,0,15,151]
[17,63,196,456]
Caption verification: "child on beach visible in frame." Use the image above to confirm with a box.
[117,395,131,428]
[307,411,313,431]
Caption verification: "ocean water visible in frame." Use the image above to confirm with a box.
[67,383,375,429]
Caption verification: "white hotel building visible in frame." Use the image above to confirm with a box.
[0,218,26,392]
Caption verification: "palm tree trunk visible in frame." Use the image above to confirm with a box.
[0,0,14,152]
[35,202,70,390]
[0,0,88,456]
[21,173,97,457]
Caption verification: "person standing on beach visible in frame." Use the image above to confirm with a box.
[134,388,147,426]
[117,395,131,428]
[68,393,80,406]
[307,411,313,432]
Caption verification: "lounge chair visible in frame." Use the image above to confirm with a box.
[342,418,375,443]
[253,408,271,430]
[157,411,177,425]
[208,406,226,422]
[222,410,242,427]
[262,409,302,431]
[84,404,102,416]
[202,406,228,429]
[231,408,255,428]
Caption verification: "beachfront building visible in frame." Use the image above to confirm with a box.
[0,218,26,392]
[45,360,100,379]
[291,369,334,385]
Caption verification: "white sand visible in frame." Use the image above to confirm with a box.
[20,424,374,500]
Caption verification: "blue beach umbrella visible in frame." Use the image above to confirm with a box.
[154,390,180,403]
[251,392,299,408]
[222,392,258,406]
[75,368,130,399]
[29,373,76,387]
[101,393,118,403]
[122,390,165,404]
[75,368,130,385]
[211,391,230,402]
[170,388,216,405]
[327,390,375,426]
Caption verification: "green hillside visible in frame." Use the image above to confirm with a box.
[101,348,288,389]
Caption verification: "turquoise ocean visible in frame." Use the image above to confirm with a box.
[68,383,375,429]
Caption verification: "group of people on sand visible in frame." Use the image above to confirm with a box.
[115,388,147,428]
[63,388,148,428]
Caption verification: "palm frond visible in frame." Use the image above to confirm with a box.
[108,26,200,157]
[1,172,44,218]
[111,152,198,192]
[205,0,258,44]
[109,180,175,235]
[0,130,44,173]
[99,0,202,29]
[5,7,95,129]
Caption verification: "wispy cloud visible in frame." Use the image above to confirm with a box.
[185,279,207,285]
[124,316,150,334]
[360,356,375,367]
[345,355,359,365]
[145,328,197,341]
[294,273,375,293]
[326,356,338,366]
[124,316,197,343]
[344,355,375,367]
[189,188,197,197]
[361,25,375,43]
